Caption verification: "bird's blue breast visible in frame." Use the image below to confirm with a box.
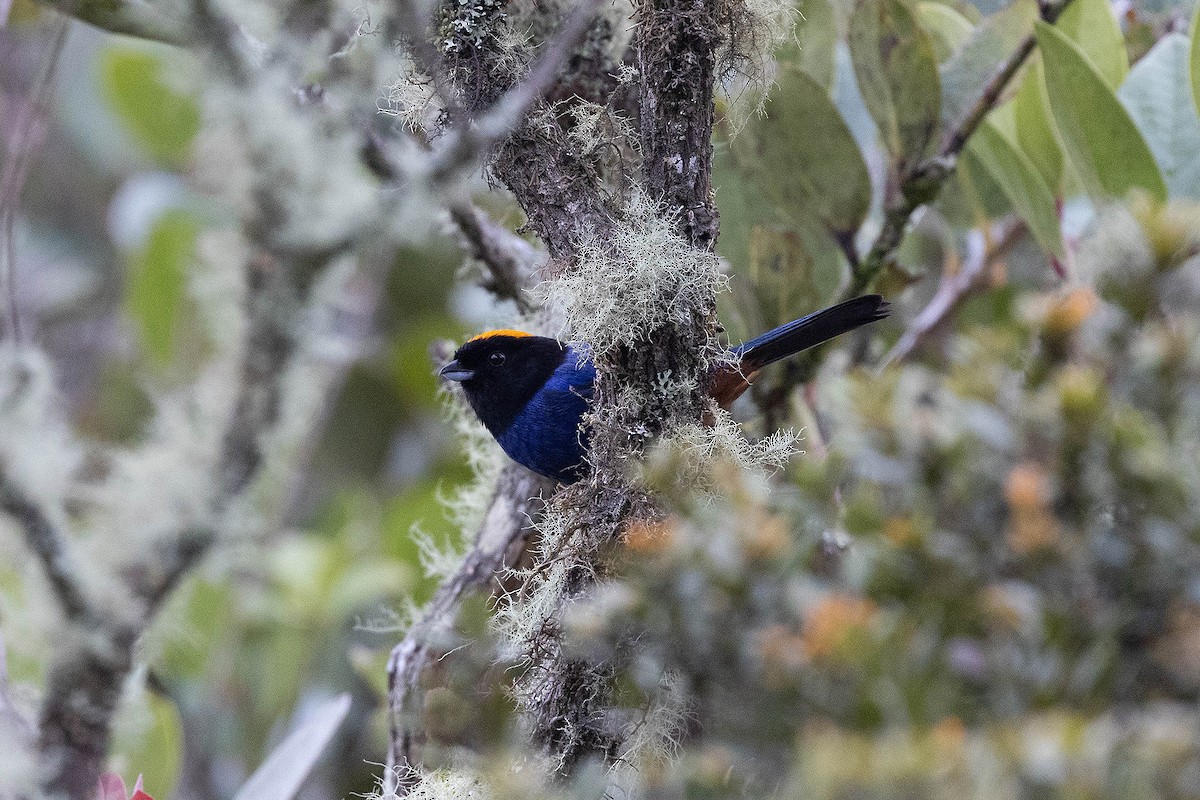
[497,346,594,483]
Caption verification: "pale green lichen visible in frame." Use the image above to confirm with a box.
[640,405,802,499]
[0,348,84,513]
[537,189,728,358]
[717,0,799,132]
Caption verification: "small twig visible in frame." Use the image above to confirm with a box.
[882,218,1025,367]
[0,19,68,345]
[0,465,90,621]
[448,201,540,313]
[427,0,606,182]
[845,0,1076,299]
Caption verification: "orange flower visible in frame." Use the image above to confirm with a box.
[624,517,676,554]
[758,624,809,680]
[802,595,877,659]
[739,512,791,560]
[1044,287,1099,334]
[1004,463,1060,553]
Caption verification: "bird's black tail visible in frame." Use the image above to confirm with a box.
[735,294,890,371]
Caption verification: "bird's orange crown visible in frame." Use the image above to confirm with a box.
[466,329,533,343]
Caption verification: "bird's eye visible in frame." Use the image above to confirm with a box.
[489,352,506,367]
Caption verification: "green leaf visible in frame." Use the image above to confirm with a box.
[126,210,198,364]
[99,46,199,167]
[789,0,838,90]
[1012,57,1064,191]
[110,688,184,799]
[158,578,234,679]
[968,120,1065,257]
[748,220,843,327]
[233,694,352,800]
[713,145,760,275]
[729,67,872,245]
[1053,0,1127,89]
[1035,22,1167,202]
[940,0,1037,126]
[1117,34,1200,201]
[917,2,974,62]
[848,0,942,175]
[938,145,1014,227]
[1191,2,1200,118]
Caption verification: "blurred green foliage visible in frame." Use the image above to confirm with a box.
[126,209,198,365]
[6,0,1200,798]
[99,46,199,168]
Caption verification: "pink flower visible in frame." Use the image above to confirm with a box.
[95,773,155,800]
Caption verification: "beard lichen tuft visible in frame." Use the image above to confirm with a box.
[639,404,802,500]
[537,188,728,361]
[716,0,798,131]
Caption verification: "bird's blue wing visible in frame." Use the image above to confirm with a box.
[498,345,594,482]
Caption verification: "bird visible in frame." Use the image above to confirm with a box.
[438,295,890,484]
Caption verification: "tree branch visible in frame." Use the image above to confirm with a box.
[1,19,68,346]
[447,201,540,313]
[427,0,606,183]
[845,0,1076,299]
[637,0,722,250]
[506,0,726,772]
[384,465,553,793]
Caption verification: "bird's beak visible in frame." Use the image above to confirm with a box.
[438,359,475,382]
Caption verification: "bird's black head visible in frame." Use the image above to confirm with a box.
[439,330,567,436]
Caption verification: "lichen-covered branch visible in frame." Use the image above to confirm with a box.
[637,0,722,250]
[0,467,88,621]
[428,0,606,183]
[505,0,727,772]
[385,465,554,791]
[10,2,501,795]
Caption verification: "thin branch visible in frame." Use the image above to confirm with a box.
[845,0,1076,299]
[447,201,540,313]
[0,466,89,621]
[189,0,251,84]
[753,0,1078,423]
[882,218,1024,367]
[0,19,68,345]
